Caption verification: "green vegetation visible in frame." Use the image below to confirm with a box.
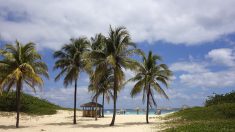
[0,92,62,115]
[164,91,235,132]
[166,120,235,132]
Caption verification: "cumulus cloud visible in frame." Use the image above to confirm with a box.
[179,71,235,88]
[171,48,235,88]
[165,89,205,100]
[1,0,235,49]
[206,48,235,67]
[170,62,208,73]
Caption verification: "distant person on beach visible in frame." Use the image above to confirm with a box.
[136,108,140,115]
[155,109,161,115]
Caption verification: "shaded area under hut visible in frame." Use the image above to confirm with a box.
[80,102,103,117]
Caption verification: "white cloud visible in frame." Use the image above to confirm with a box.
[179,70,235,88]
[165,89,205,100]
[171,48,235,88]
[1,0,235,49]
[123,69,135,80]
[206,48,235,67]
[170,62,208,73]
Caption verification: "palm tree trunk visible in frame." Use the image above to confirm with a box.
[146,84,150,124]
[16,78,22,128]
[110,68,117,126]
[73,79,77,124]
[102,91,105,117]
[95,96,98,120]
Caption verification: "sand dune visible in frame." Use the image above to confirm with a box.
[0,110,170,132]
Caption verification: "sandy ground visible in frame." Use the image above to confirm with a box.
[0,110,170,132]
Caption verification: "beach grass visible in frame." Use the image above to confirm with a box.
[163,92,235,132]
[165,119,235,132]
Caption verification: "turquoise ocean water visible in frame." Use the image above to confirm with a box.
[104,108,179,115]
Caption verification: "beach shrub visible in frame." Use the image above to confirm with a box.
[0,92,62,115]
[205,91,235,106]
[166,120,235,132]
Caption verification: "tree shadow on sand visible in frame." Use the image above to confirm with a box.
[77,118,95,121]
[77,124,109,128]
[76,122,150,128]
[45,122,72,126]
[121,122,150,126]
[0,125,29,130]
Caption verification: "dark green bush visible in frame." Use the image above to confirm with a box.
[205,91,235,106]
[0,92,62,115]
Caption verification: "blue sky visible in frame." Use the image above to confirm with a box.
[0,0,235,109]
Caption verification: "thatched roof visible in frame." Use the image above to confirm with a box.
[80,102,103,107]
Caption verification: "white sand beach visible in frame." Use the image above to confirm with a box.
[0,110,171,132]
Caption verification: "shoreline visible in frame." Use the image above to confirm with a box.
[104,112,175,116]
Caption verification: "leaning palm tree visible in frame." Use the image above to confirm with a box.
[88,68,114,119]
[88,26,141,126]
[0,41,49,128]
[128,51,172,123]
[53,37,91,124]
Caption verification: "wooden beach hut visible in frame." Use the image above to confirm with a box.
[80,102,103,117]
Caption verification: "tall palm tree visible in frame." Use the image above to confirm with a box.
[88,68,114,118]
[0,41,49,128]
[53,37,91,124]
[88,26,141,126]
[128,51,172,123]
[88,33,113,120]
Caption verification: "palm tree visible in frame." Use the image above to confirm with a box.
[87,33,113,120]
[0,41,49,128]
[88,68,114,119]
[53,37,91,124]
[128,51,172,123]
[88,26,141,126]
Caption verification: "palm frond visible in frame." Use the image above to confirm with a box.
[151,81,169,99]
[130,79,145,97]
[0,41,48,94]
